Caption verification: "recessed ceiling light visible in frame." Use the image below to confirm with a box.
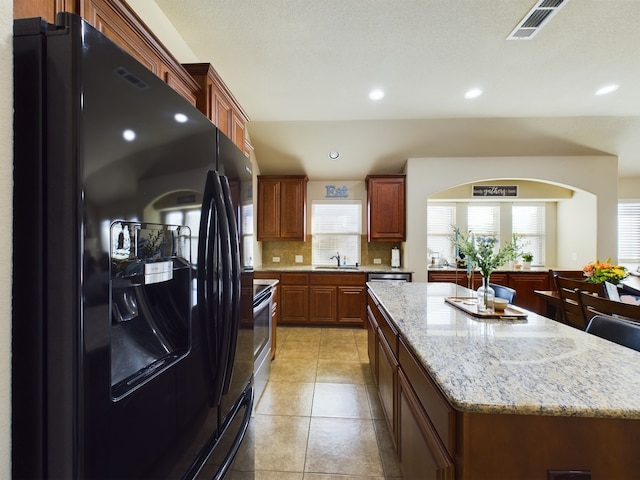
[464,88,483,99]
[174,113,188,123]
[595,84,619,96]
[369,89,385,101]
[328,150,340,160]
[122,129,136,141]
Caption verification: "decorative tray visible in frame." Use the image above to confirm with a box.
[445,297,528,319]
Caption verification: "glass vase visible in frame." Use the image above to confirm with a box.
[477,275,495,313]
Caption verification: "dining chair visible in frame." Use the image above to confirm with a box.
[554,276,604,329]
[577,290,640,326]
[490,283,516,304]
[585,314,640,352]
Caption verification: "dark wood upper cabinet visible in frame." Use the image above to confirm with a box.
[366,175,406,242]
[14,0,79,23]
[81,0,200,106]
[257,175,308,242]
[183,63,251,157]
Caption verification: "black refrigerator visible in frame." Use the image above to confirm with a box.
[13,13,255,480]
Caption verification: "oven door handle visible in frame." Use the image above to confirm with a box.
[253,290,273,313]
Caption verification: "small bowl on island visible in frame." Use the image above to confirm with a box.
[494,298,509,311]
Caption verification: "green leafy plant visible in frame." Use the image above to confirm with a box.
[521,252,534,263]
[450,226,518,278]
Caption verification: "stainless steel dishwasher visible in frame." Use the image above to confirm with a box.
[367,272,412,282]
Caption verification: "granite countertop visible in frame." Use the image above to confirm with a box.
[367,281,640,420]
[256,265,413,274]
[427,266,551,273]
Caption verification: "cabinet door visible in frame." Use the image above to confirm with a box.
[212,83,232,138]
[83,0,199,105]
[398,370,455,480]
[257,178,281,241]
[310,286,336,323]
[280,285,309,324]
[367,175,406,242]
[366,305,378,384]
[378,333,398,448]
[279,178,307,240]
[14,0,79,23]
[508,272,550,314]
[337,285,366,325]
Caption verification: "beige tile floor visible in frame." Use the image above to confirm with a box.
[245,326,402,480]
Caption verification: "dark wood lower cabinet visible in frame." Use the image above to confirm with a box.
[368,287,640,480]
[280,274,309,324]
[337,285,366,324]
[366,305,378,385]
[309,286,336,323]
[377,333,397,447]
[279,272,366,326]
[398,370,454,480]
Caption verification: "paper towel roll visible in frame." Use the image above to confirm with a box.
[391,248,400,267]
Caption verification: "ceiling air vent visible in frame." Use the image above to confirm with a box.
[507,0,570,40]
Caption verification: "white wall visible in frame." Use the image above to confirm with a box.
[556,189,597,269]
[2,1,12,476]
[405,156,619,282]
[619,177,640,199]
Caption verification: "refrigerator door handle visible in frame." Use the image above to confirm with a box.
[220,175,241,395]
[208,170,234,407]
[197,169,217,402]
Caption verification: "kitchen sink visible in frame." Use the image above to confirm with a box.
[313,266,360,270]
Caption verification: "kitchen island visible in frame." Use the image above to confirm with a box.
[367,281,640,480]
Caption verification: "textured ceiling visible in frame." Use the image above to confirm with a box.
[130,0,640,180]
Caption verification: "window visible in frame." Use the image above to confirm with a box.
[426,201,547,266]
[427,204,456,261]
[468,204,500,238]
[312,201,361,266]
[512,204,545,265]
[619,202,640,265]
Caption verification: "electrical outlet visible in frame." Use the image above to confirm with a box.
[272,256,280,263]
[373,258,382,264]
[295,255,303,263]
[571,252,578,261]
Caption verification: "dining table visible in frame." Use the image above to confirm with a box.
[535,273,640,323]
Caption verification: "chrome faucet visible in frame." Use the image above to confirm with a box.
[330,252,341,267]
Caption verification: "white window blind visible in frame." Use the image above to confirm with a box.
[468,204,500,238]
[427,204,456,261]
[619,202,640,263]
[512,204,545,265]
[312,201,361,266]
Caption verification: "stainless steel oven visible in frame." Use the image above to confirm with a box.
[253,282,273,405]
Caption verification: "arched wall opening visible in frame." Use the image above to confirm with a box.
[404,156,618,282]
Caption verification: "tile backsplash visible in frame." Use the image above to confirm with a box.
[261,236,401,267]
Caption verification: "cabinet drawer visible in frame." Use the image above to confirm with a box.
[281,273,309,285]
[399,338,455,456]
[310,273,365,286]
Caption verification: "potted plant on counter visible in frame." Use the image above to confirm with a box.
[521,252,533,270]
[450,227,518,313]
